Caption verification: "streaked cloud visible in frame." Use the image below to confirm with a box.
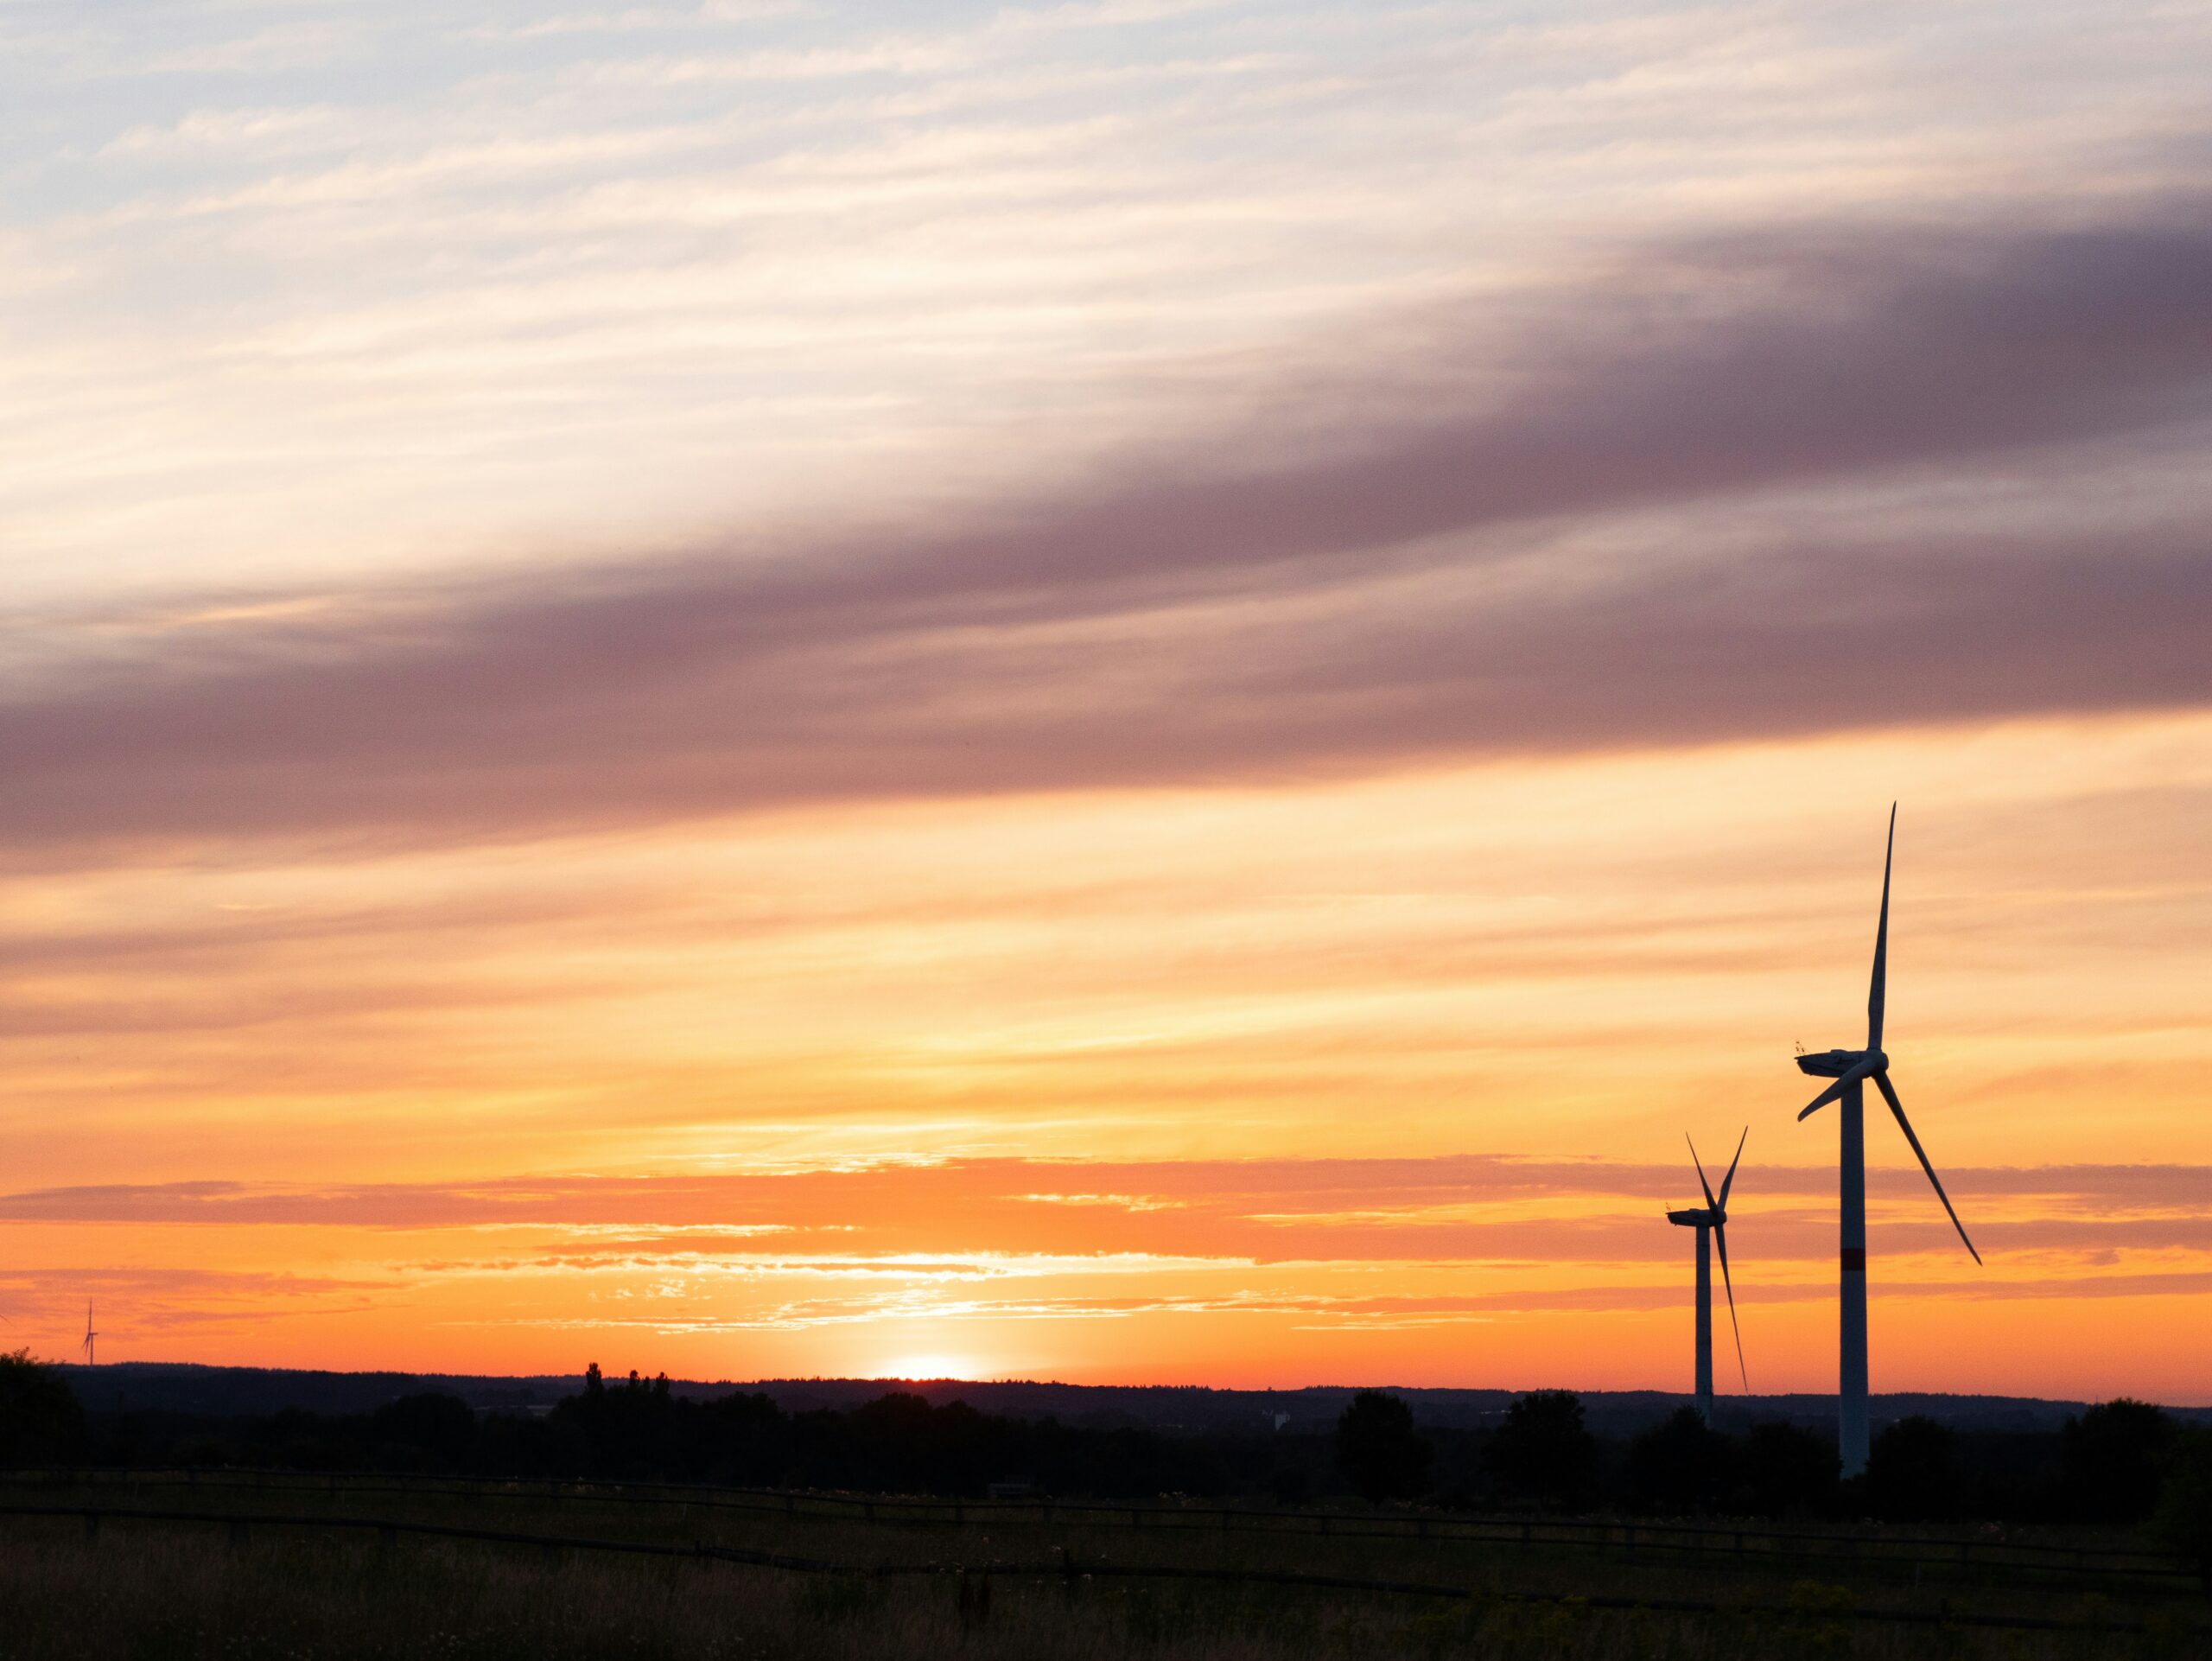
[9,1155,2209,1247]
[5,201,2209,856]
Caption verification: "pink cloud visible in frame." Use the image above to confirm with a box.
[3,201,2208,861]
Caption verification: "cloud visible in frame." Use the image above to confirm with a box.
[8,1156,2210,1266]
[1294,1270,2212,1319]
[435,1269,2212,1334]
[3,198,2209,860]
[0,1155,1694,1228]
[0,1263,394,1330]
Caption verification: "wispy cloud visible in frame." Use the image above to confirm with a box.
[9,1155,2209,1252]
[5,200,2208,858]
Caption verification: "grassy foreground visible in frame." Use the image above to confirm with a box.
[0,1479,2201,1660]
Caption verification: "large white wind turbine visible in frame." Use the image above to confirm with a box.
[1794,806,1980,1476]
[1666,1130,1748,1423]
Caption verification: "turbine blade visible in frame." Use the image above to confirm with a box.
[1868,804,1894,1053]
[1717,1125,1748,1210]
[1797,1079,1846,1120]
[1714,1221,1747,1391]
[1800,1056,1879,1120]
[1874,1071,1981,1265]
[1688,1135,1718,1212]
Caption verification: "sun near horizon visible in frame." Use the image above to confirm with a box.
[880,1356,990,1385]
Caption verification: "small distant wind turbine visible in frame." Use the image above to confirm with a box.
[1667,1130,1747,1423]
[82,1300,98,1367]
[1795,805,1980,1477]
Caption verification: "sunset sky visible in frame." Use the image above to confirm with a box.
[3,0,2209,1401]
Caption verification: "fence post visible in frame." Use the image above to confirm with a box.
[957,1569,993,1631]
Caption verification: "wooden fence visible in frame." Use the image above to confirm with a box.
[0,1497,2192,1639]
[2,1466,2190,1595]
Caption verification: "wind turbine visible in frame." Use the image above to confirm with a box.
[1667,1130,1747,1423]
[1795,805,1980,1477]
[81,1300,98,1368]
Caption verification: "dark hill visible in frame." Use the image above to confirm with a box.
[54,1363,2209,1435]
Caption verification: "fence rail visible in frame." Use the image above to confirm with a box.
[0,1499,2187,1638]
[1,1466,2190,1592]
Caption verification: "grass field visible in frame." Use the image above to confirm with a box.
[0,1473,2201,1659]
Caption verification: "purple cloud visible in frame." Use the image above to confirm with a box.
[4,200,2209,857]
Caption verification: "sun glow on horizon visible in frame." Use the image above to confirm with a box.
[881,1355,986,1384]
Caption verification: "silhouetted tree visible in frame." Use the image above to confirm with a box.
[1484,1391,1597,1511]
[2154,1428,2212,1594]
[1625,1407,1732,1513]
[1335,1391,1431,1505]
[694,1389,787,1485]
[1741,1419,1840,1518]
[554,1365,683,1478]
[840,1392,1011,1493]
[2061,1398,2174,1522]
[369,1392,475,1471]
[1867,1415,1955,1521]
[0,1351,84,1467]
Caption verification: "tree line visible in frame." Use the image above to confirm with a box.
[2,1353,2205,1557]
[1335,1386,2202,1526]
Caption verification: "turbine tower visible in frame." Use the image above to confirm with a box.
[81,1300,98,1367]
[1795,805,1980,1477]
[1667,1130,1747,1423]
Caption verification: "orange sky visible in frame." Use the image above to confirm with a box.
[7,721,2209,1399]
[3,1,2209,1402]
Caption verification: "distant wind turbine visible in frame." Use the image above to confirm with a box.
[82,1300,98,1367]
[1794,806,1980,1477]
[1667,1130,1747,1423]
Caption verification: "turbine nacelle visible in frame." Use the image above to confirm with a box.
[1667,1206,1722,1228]
[1795,1047,1885,1079]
